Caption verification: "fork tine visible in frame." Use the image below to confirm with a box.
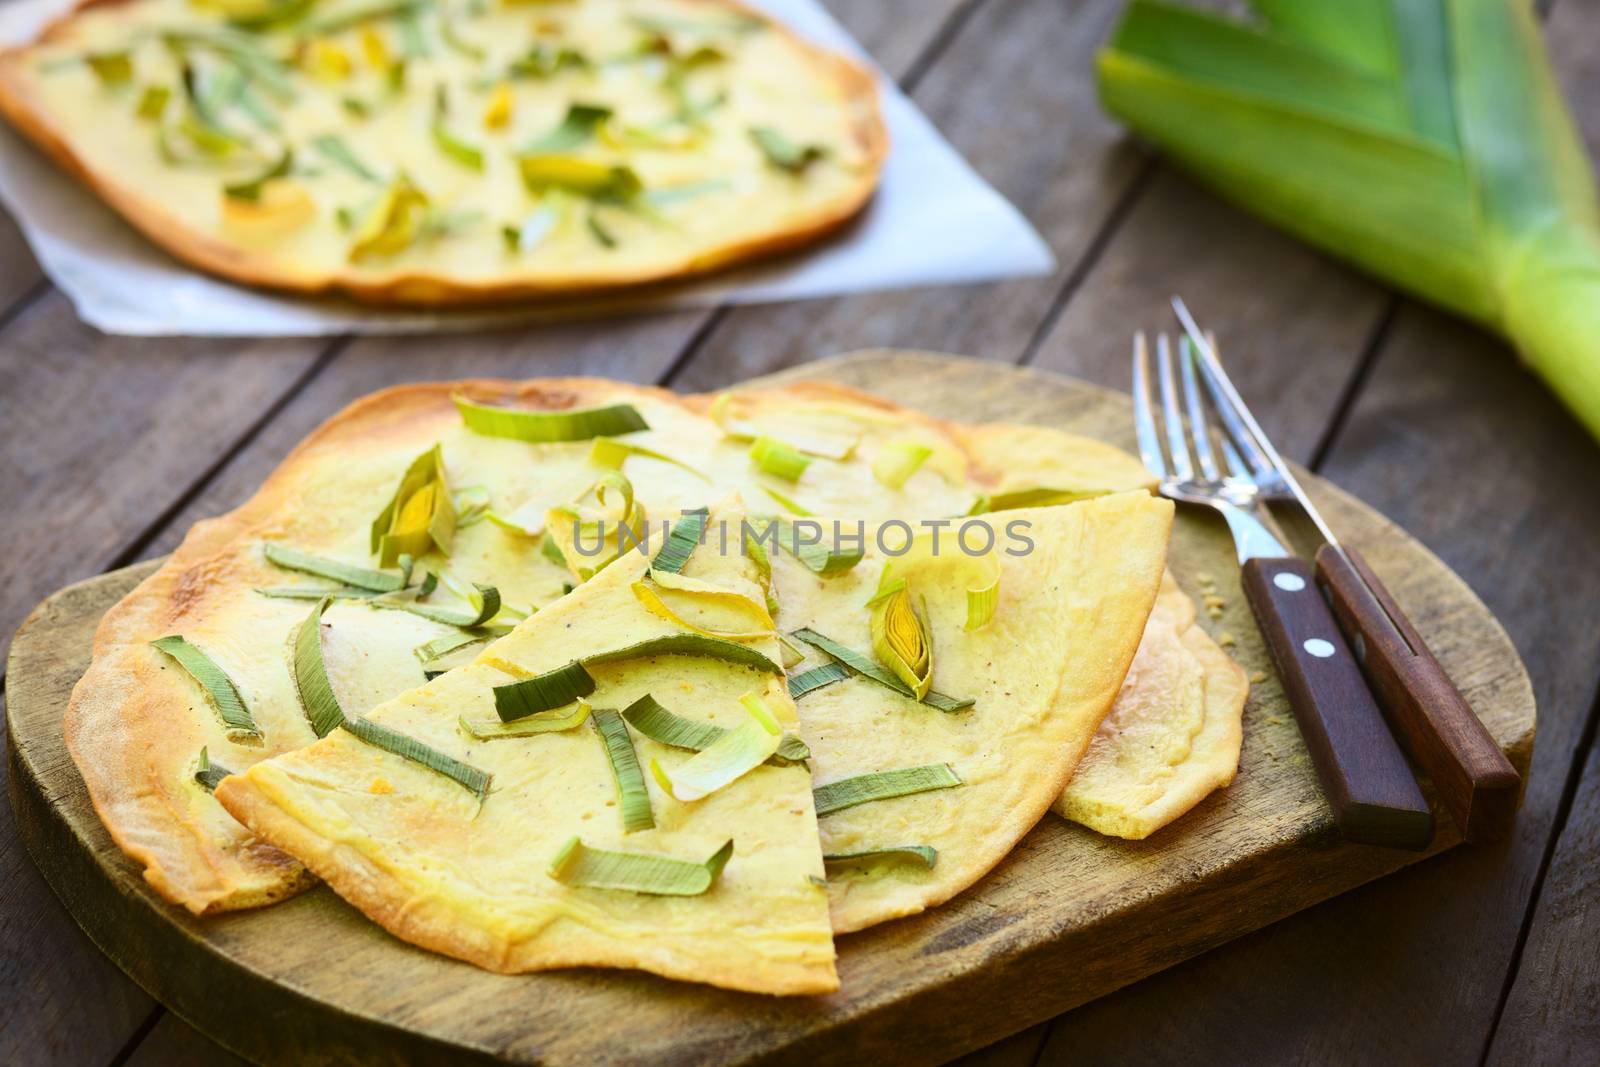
[1178,336,1220,481]
[1221,436,1249,478]
[1156,334,1195,481]
[1189,330,1276,480]
[1130,332,1168,479]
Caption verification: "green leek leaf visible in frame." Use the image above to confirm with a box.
[494,659,596,722]
[292,599,491,797]
[813,763,962,817]
[377,582,500,628]
[222,148,293,201]
[786,660,849,700]
[455,393,649,441]
[369,444,455,566]
[1099,0,1600,442]
[583,632,784,675]
[823,844,937,869]
[151,635,261,741]
[650,506,709,574]
[194,746,233,792]
[518,156,643,202]
[432,86,484,171]
[788,628,973,713]
[547,836,732,895]
[86,51,133,85]
[302,0,428,36]
[136,85,171,120]
[440,19,485,61]
[646,692,783,801]
[749,126,825,172]
[592,708,654,832]
[459,700,590,739]
[749,435,810,481]
[871,441,933,490]
[523,102,613,153]
[310,133,382,181]
[508,44,588,79]
[619,693,809,764]
[263,542,407,591]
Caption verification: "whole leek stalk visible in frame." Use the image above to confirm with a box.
[1098,0,1600,441]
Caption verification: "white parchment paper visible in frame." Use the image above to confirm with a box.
[0,0,1054,336]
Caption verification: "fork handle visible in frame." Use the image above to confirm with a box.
[1240,556,1434,849]
[1314,544,1521,843]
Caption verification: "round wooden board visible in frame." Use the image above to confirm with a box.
[5,353,1534,1067]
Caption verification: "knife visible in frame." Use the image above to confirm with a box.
[1174,298,1522,843]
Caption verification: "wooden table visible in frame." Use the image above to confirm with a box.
[1,2,1597,1064]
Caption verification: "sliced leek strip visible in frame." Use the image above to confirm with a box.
[222,148,293,201]
[369,444,455,567]
[786,660,849,700]
[501,206,560,254]
[632,570,773,642]
[970,487,1112,514]
[749,435,810,482]
[547,837,732,896]
[440,18,485,60]
[431,86,484,171]
[872,532,1002,633]
[376,581,501,628]
[589,436,707,480]
[871,441,933,490]
[523,102,612,153]
[255,584,383,601]
[302,0,428,36]
[517,155,642,200]
[788,628,973,713]
[454,393,649,442]
[459,700,590,739]
[151,636,260,741]
[777,631,809,670]
[583,632,784,674]
[823,845,937,869]
[310,132,381,181]
[869,587,933,699]
[761,485,813,517]
[620,694,809,766]
[347,176,432,261]
[813,763,962,817]
[648,692,781,802]
[194,747,233,792]
[136,85,171,120]
[293,600,491,797]
[773,518,864,576]
[743,524,779,617]
[86,50,133,85]
[493,659,596,722]
[749,125,826,172]
[453,484,491,528]
[343,716,491,801]
[650,507,708,574]
[264,542,407,592]
[416,631,488,674]
[592,708,654,832]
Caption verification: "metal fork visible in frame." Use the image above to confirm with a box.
[1131,329,1434,849]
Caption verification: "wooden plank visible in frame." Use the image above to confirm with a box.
[0,209,45,318]
[123,1013,250,1067]
[673,0,1147,392]
[1486,712,1600,1066]
[1039,305,1600,1065]
[5,354,1534,1067]
[1481,0,1600,1056]
[0,697,154,1067]
[1025,166,1391,463]
[0,291,326,659]
[135,0,972,562]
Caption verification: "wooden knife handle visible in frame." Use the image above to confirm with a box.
[1240,556,1434,849]
[1314,544,1521,843]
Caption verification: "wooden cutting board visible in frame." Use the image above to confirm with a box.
[5,352,1534,1067]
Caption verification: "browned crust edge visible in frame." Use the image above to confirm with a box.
[0,0,889,307]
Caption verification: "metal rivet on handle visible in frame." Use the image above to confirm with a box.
[1304,638,1336,658]
[1274,572,1307,592]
